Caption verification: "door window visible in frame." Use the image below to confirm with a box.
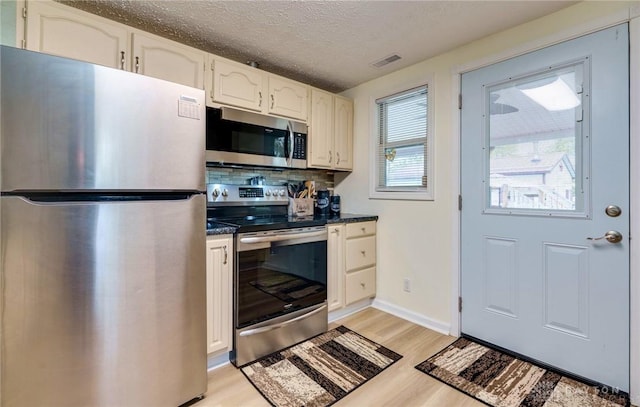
[484,61,589,216]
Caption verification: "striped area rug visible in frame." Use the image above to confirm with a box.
[240,325,402,407]
[415,337,630,407]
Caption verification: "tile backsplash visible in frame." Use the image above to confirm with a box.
[206,166,335,191]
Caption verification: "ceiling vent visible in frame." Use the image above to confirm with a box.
[371,54,402,69]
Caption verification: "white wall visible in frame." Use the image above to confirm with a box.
[335,1,634,332]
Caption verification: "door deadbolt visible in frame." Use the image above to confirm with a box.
[605,205,622,217]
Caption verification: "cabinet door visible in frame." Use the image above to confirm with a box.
[308,88,333,168]
[345,267,376,305]
[327,224,345,312]
[268,75,308,121]
[26,1,129,69]
[334,96,354,171]
[206,236,232,355]
[346,235,376,271]
[132,32,205,89]
[210,58,264,111]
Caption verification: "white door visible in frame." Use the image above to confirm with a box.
[461,24,629,391]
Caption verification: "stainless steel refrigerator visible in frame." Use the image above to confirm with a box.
[0,46,207,407]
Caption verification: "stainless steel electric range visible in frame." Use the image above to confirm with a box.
[207,184,328,366]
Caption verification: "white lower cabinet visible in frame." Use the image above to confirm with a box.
[206,235,233,355]
[328,220,377,311]
[327,224,345,312]
[345,266,376,305]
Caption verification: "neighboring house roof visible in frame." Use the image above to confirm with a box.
[491,152,575,178]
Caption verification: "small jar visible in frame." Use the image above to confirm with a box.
[315,190,330,216]
[330,195,341,217]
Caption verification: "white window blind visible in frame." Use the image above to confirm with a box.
[376,85,429,192]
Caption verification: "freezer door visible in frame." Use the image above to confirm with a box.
[0,195,207,407]
[0,46,204,192]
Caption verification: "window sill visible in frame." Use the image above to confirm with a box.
[369,190,434,201]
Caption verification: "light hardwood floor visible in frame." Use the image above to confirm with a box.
[199,307,485,406]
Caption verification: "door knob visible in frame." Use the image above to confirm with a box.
[587,230,623,243]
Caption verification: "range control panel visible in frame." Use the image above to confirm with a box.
[207,184,288,206]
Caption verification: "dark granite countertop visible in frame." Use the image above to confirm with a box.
[206,222,238,236]
[324,214,379,224]
[206,214,377,235]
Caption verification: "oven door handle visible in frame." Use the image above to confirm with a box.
[239,304,327,337]
[239,230,326,244]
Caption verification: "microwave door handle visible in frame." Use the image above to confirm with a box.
[287,121,294,167]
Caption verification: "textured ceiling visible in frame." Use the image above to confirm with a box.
[61,1,577,93]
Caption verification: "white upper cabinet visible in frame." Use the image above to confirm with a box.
[208,57,265,111]
[309,88,334,168]
[25,1,205,89]
[26,1,129,70]
[207,56,308,122]
[267,75,308,121]
[333,95,354,171]
[131,31,205,89]
[308,89,354,171]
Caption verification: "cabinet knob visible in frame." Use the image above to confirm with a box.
[361,250,366,256]
[360,282,366,288]
[361,227,366,233]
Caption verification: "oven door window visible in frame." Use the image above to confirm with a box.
[236,239,327,328]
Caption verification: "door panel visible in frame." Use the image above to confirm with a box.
[483,237,518,318]
[461,24,629,390]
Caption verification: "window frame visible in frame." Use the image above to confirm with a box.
[369,75,435,201]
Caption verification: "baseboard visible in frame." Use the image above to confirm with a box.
[328,298,373,323]
[207,351,231,372]
[372,298,451,335]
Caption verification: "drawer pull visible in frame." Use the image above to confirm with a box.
[361,227,366,233]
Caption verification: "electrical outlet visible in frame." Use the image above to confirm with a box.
[403,278,411,293]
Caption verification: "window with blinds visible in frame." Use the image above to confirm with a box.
[375,85,430,195]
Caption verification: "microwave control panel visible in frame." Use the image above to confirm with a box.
[292,133,306,160]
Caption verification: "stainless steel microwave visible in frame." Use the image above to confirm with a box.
[206,107,307,169]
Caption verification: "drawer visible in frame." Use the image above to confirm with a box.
[345,267,376,305]
[345,236,376,271]
[346,221,376,238]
